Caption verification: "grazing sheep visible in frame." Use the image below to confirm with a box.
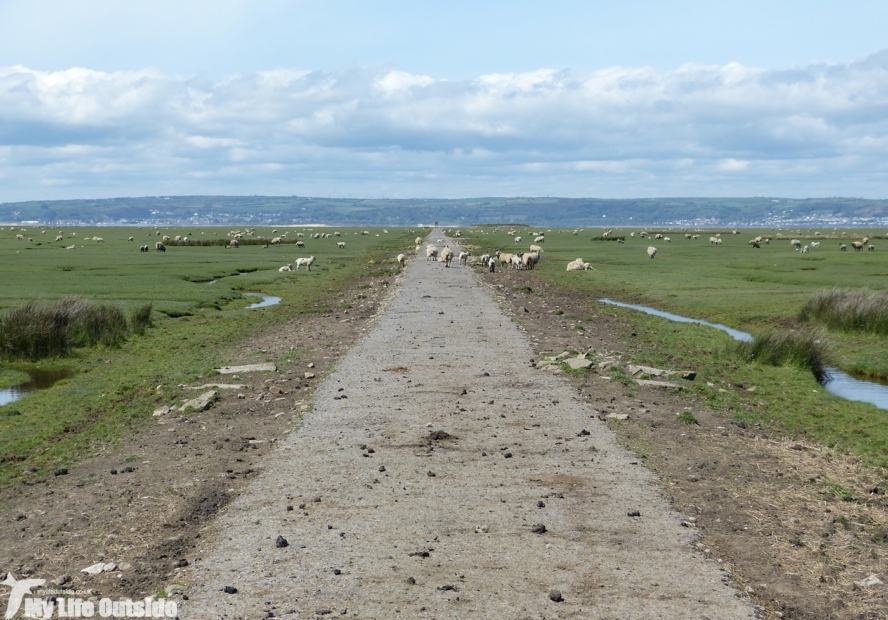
[156,241,166,252]
[66,245,75,250]
[361,230,370,235]
[426,245,439,261]
[630,232,636,238]
[869,244,876,251]
[55,235,63,242]
[139,245,149,252]
[709,236,719,244]
[230,239,239,248]
[295,256,316,271]
[534,235,545,243]
[397,253,406,267]
[647,246,657,259]
[441,246,454,267]
[296,240,304,248]
[810,241,820,248]
[271,236,282,245]
[514,236,522,244]
[337,242,346,248]
[750,241,760,248]
[663,237,671,242]
[521,251,540,270]
[415,236,423,245]
[15,234,23,240]
[863,236,870,245]
[566,258,593,271]
[529,244,543,254]
[279,264,293,272]
[685,233,692,239]
[496,251,515,267]
[840,243,847,251]
[655,233,663,239]
[128,236,134,241]
[163,236,171,243]
[852,241,864,251]
[801,245,809,253]
[791,239,802,249]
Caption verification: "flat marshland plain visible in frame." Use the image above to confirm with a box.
[0,225,414,485]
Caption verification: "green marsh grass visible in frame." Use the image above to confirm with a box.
[464,225,888,466]
[731,328,832,384]
[799,288,888,335]
[0,226,417,486]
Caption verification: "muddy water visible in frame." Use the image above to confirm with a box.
[600,298,888,410]
[0,368,74,406]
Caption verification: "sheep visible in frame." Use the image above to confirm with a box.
[271,236,282,245]
[15,234,23,240]
[863,236,870,245]
[810,241,820,248]
[156,241,166,252]
[66,244,75,250]
[361,230,370,235]
[55,235,63,242]
[480,253,491,267]
[647,246,657,259]
[529,244,543,254]
[334,231,341,236]
[297,232,304,238]
[709,236,719,244]
[296,240,305,248]
[655,233,664,239]
[801,245,809,253]
[415,236,423,245]
[511,253,523,270]
[534,235,545,243]
[295,256,316,271]
[337,242,346,248]
[852,241,864,251]
[459,251,470,265]
[174,235,182,242]
[488,257,497,272]
[630,232,636,238]
[139,245,149,252]
[685,233,692,239]
[840,243,847,251]
[128,236,134,241]
[869,244,876,251]
[750,241,760,249]
[514,236,522,244]
[791,239,802,249]
[521,251,540,270]
[163,236,171,243]
[415,244,421,254]
[441,246,454,267]
[426,245,439,261]
[663,237,671,242]
[230,239,239,248]
[279,264,293,272]
[566,258,593,271]
[397,253,406,267]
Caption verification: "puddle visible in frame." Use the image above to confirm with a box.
[243,292,281,309]
[600,298,888,410]
[0,368,74,406]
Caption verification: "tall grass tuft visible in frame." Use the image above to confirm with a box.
[799,288,888,335]
[0,297,145,360]
[129,303,153,335]
[732,328,832,384]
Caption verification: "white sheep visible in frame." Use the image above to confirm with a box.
[566,258,593,271]
[441,246,454,267]
[521,251,540,270]
[533,235,545,243]
[459,251,470,265]
[230,239,239,248]
[663,237,671,242]
[156,241,166,252]
[840,243,847,251]
[397,253,406,267]
[279,264,293,272]
[337,242,346,248]
[791,239,802,249]
[852,241,864,251]
[415,236,423,245]
[647,246,657,259]
[271,236,282,245]
[514,236,522,244]
[426,245,439,261]
[295,256,316,270]
[529,244,543,254]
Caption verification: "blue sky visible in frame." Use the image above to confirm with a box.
[1,0,887,201]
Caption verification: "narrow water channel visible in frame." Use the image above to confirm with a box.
[599,298,888,410]
[243,292,281,309]
[0,368,74,407]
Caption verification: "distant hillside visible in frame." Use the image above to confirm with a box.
[2,195,888,227]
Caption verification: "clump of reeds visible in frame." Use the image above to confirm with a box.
[732,328,832,384]
[0,297,149,360]
[798,288,888,335]
[129,303,153,335]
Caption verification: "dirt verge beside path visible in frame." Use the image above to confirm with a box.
[181,231,755,619]
[480,266,888,620]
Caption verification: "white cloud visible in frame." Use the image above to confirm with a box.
[2,53,888,200]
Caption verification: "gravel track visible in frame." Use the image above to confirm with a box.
[183,232,756,619]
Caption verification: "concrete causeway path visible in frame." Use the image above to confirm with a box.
[183,231,756,619]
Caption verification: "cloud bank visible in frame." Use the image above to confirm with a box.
[2,53,888,201]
